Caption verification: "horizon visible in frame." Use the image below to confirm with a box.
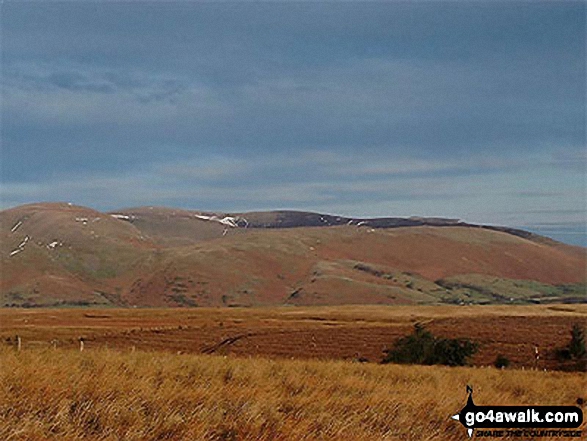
[2,2,585,247]
[2,200,585,247]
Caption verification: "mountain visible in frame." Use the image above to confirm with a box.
[1,202,585,307]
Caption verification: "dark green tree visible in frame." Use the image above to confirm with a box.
[433,338,478,367]
[382,324,478,366]
[382,323,436,365]
[494,354,510,369]
[568,324,586,360]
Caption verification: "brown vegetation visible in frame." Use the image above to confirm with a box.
[2,203,585,308]
[1,347,585,440]
[1,305,585,439]
[2,305,585,370]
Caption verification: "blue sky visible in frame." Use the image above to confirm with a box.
[1,2,585,245]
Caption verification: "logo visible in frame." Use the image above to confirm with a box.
[451,385,583,438]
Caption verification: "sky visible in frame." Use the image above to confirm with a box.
[1,1,586,245]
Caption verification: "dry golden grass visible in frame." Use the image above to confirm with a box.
[1,347,585,440]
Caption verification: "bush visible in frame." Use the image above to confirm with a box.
[494,354,510,369]
[555,324,586,372]
[382,324,478,366]
[555,347,572,361]
[556,324,586,361]
[569,324,586,360]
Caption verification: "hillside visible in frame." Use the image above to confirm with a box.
[1,203,585,307]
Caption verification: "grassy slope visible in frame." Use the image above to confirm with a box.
[0,203,152,307]
[0,348,585,440]
[126,226,585,307]
[1,203,585,307]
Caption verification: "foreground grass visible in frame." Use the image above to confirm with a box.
[0,349,585,440]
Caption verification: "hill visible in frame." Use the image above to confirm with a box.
[1,203,585,307]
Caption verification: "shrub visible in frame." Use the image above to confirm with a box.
[382,324,435,365]
[555,347,572,362]
[556,324,586,361]
[568,324,586,360]
[382,324,478,366]
[494,354,510,369]
[555,324,586,372]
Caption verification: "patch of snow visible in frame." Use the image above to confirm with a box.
[10,221,23,233]
[9,236,29,257]
[218,216,238,228]
[195,214,244,228]
[47,241,61,250]
[356,221,366,226]
[18,236,29,249]
[75,217,89,225]
[110,214,131,221]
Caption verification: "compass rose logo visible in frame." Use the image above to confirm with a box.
[451,385,476,438]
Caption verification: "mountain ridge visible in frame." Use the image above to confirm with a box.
[1,202,585,308]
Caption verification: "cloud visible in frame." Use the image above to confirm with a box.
[3,61,228,127]
[1,2,584,245]
[0,150,558,213]
[548,150,587,173]
[1,149,584,246]
[514,191,564,198]
[4,43,583,162]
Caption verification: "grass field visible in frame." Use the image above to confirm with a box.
[1,347,585,440]
[1,305,585,440]
[1,304,585,369]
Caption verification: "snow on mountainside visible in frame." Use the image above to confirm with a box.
[1,203,585,308]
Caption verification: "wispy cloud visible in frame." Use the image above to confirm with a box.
[4,61,228,127]
[2,2,585,245]
[2,150,579,220]
[548,150,587,173]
